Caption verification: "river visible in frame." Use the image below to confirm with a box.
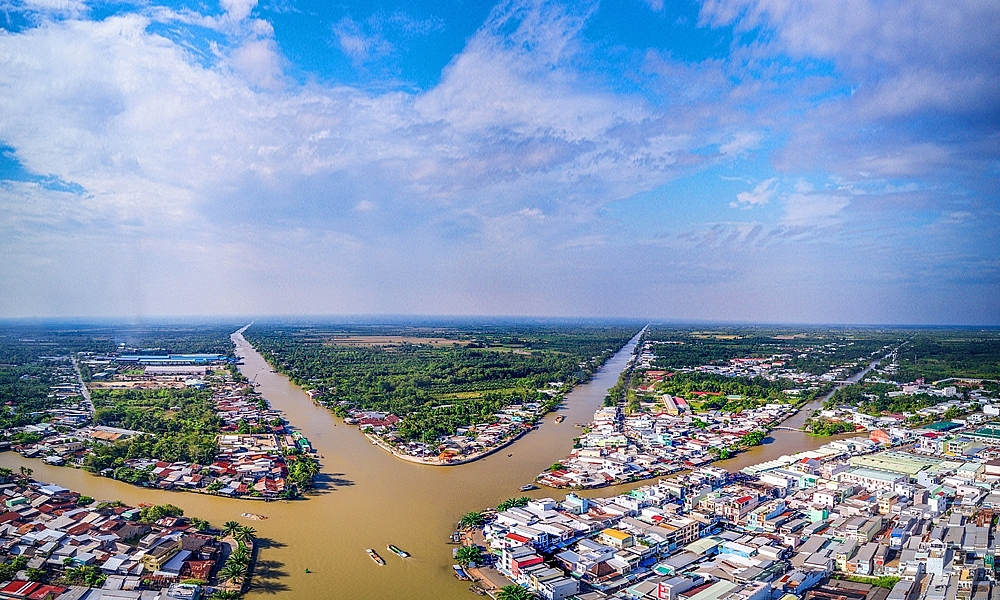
[0,328,644,599]
[0,335,894,597]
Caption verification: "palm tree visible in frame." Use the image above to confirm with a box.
[455,545,482,567]
[222,521,241,538]
[219,562,246,585]
[459,512,484,529]
[497,584,536,600]
[228,546,250,567]
[210,591,241,600]
[18,466,32,480]
[233,526,256,544]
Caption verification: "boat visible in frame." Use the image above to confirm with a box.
[555,414,565,423]
[507,453,513,457]
[387,544,410,558]
[453,565,469,580]
[520,484,538,492]
[304,568,311,573]
[241,513,267,520]
[366,549,385,566]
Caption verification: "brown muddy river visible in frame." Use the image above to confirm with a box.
[0,328,644,599]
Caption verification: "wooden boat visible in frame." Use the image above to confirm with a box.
[366,549,385,566]
[453,565,469,580]
[241,513,267,520]
[520,484,538,492]
[555,415,565,423]
[387,544,410,558]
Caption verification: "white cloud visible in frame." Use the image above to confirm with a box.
[782,192,850,227]
[354,200,376,212]
[731,177,777,208]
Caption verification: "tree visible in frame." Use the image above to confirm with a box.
[233,526,256,544]
[210,591,241,600]
[455,545,483,567]
[459,512,485,529]
[19,466,32,480]
[222,521,241,538]
[497,584,536,600]
[219,562,247,585]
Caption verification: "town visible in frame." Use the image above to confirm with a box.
[4,352,319,500]
[460,402,1000,600]
[0,471,255,599]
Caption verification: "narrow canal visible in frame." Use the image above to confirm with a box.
[0,328,644,599]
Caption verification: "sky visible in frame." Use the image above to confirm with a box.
[0,0,997,325]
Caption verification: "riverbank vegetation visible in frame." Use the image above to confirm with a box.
[804,417,858,435]
[646,326,903,376]
[890,332,1000,383]
[245,324,638,441]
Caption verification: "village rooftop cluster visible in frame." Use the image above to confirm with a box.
[332,394,562,465]
[7,354,317,500]
[0,477,229,600]
[465,420,1000,600]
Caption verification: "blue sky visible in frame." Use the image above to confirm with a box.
[0,0,997,324]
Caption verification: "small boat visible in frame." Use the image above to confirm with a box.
[555,415,565,423]
[304,568,311,573]
[453,564,469,580]
[367,549,385,566]
[387,544,410,558]
[520,484,538,492]
[241,513,267,520]
[507,453,513,457]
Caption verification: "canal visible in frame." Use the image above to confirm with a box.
[0,327,645,600]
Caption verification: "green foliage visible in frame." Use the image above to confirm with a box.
[805,418,857,435]
[11,431,43,444]
[286,454,319,490]
[84,387,220,468]
[76,496,94,506]
[190,517,211,532]
[648,327,901,377]
[138,504,184,523]
[64,564,107,587]
[455,545,483,567]
[497,584,537,600]
[0,556,28,582]
[829,381,946,416]
[111,466,153,485]
[497,497,530,511]
[892,334,1000,382]
[25,567,46,582]
[839,575,901,590]
[657,372,797,412]
[460,512,485,529]
[245,325,636,441]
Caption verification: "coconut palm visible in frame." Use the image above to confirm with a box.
[233,526,256,544]
[210,591,241,600]
[218,562,247,585]
[455,545,482,567]
[497,584,536,600]
[228,546,250,567]
[221,521,241,538]
[459,512,484,529]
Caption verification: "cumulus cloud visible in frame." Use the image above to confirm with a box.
[731,178,777,208]
[0,0,996,322]
[701,0,1000,181]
